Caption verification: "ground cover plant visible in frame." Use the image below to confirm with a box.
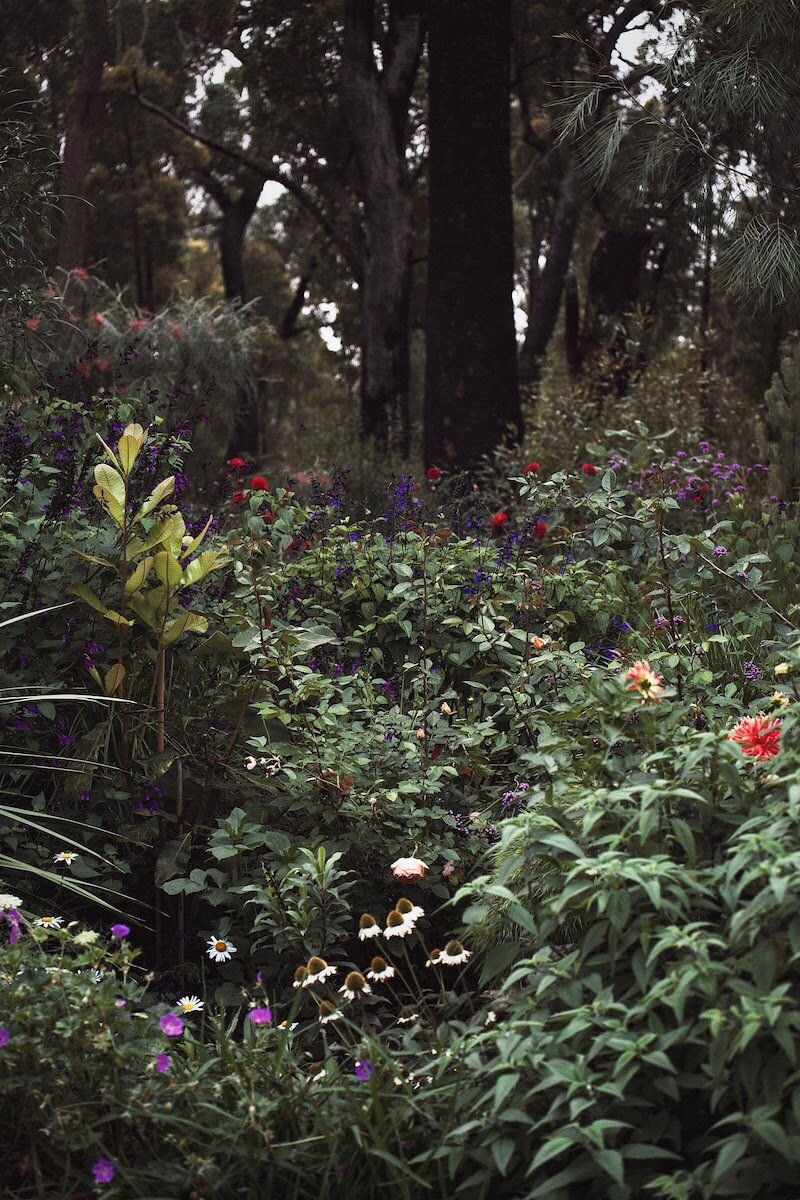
[3,402,800,1197]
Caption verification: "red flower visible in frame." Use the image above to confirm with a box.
[523,461,540,474]
[581,463,597,476]
[426,466,442,481]
[728,714,781,761]
[168,322,182,341]
[288,537,309,554]
[262,509,277,524]
[25,317,40,332]
[532,520,547,540]
[97,359,111,372]
[232,490,246,504]
[490,512,509,530]
[88,312,106,327]
[71,267,89,282]
[129,317,149,332]
[228,457,246,471]
[75,360,92,379]
[250,476,269,492]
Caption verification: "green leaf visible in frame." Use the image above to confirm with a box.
[134,476,176,523]
[154,550,184,590]
[183,548,226,586]
[117,423,146,474]
[490,1137,516,1177]
[162,612,208,646]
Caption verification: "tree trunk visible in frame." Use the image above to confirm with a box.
[424,0,521,469]
[219,174,266,301]
[56,0,110,271]
[340,0,423,454]
[519,159,581,388]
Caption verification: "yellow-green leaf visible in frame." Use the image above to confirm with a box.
[154,550,183,590]
[103,663,126,695]
[72,551,116,568]
[72,583,106,614]
[102,609,135,627]
[127,513,184,558]
[124,557,152,595]
[92,483,125,528]
[134,476,175,524]
[95,433,121,468]
[180,513,213,558]
[127,593,161,631]
[117,424,146,474]
[162,612,208,646]
[183,548,227,586]
[94,463,126,507]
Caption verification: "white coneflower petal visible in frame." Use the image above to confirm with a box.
[304,956,338,985]
[383,910,412,939]
[438,939,471,966]
[358,914,381,941]
[206,935,237,962]
[318,1002,342,1025]
[425,949,442,968]
[366,956,395,981]
[397,1007,419,1024]
[338,970,372,1001]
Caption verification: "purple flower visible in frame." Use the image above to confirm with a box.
[110,923,130,939]
[91,1159,115,1184]
[155,1052,171,1074]
[743,661,761,682]
[0,1027,9,1048]
[8,908,20,944]
[248,1007,273,1025]
[712,546,727,557]
[354,1059,374,1081]
[159,1013,184,1038]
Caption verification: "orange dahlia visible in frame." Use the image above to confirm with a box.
[728,714,781,761]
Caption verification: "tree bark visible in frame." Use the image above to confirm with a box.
[424,0,521,469]
[56,0,110,271]
[340,0,423,454]
[519,159,581,387]
[219,175,266,302]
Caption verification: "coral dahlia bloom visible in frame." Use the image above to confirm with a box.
[624,660,664,704]
[728,714,781,761]
[390,855,428,882]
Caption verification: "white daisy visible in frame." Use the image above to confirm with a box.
[303,956,338,986]
[438,939,471,966]
[206,935,237,962]
[0,893,22,911]
[35,915,64,929]
[318,1002,342,1025]
[176,995,204,1013]
[53,851,79,865]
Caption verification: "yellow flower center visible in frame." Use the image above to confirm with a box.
[215,941,227,952]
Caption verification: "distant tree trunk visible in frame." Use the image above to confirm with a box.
[340,0,423,455]
[519,159,581,389]
[424,0,521,469]
[219,174,266,301]
[56,0,110,271]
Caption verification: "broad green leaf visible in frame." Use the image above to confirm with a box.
[162,612,208,646]
[117,423,146,474]
[94,463,126,507]
[180,513,213,557]
[134,475,176,523]
[71,583,106,614]
[124,556,152,595]
[128,513,184,558]
[183,549,226,586]
[103,663,126,695]
[154,550,184,590]
[92,482,125,527]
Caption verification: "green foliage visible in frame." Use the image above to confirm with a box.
[756,339,800,500]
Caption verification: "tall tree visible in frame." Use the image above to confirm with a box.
[424,0,521,469]
[56,0,110,271]
[340,0,424,452]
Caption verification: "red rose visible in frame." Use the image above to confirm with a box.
[232,490,246,504]
[490,512,509,529]
[523,462,540,474]
[228,457,246,470]
[426,466,442,481]
[250,476,269,492]
[581,463,597,476]
[532,520,547,540]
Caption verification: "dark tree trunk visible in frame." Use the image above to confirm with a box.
[340,0,423,454]
[519,159,581,388]
[56,0,110,271]
[218,174,265,301]
[424,0,521,469]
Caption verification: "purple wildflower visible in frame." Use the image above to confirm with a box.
[354,1060,374,1081]
[248,1007,273,1025]
[155,1052,170,1074]
[159,1013,184,1038]
[0,1028,9,1047]
[110,923,130,939]
[91,1159,115,1184]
